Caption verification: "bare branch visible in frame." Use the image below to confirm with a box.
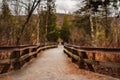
[16,0,42,45]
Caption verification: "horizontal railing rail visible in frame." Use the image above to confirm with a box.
[0,43,58,74]
[65,44,120,52]
[0,43,46,50]
[64,44,120,78]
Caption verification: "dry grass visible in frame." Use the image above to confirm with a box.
[86,52,120,78]
[0,51,11,60]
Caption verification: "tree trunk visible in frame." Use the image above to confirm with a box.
[89,10,95,46]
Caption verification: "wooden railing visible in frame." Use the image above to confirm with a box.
[64,44,120,77]
[0,43,58,74]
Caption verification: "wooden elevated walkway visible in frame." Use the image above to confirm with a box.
[0,45,118,80]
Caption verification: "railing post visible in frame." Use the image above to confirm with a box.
[92,52,96,60]
[23,48,31,62]
[10,50,21,70]
[78,51,85,69]
[64,46,71,58]
[71,49,78,63]
[81,51,95,72]
[1,64,11,74]
[0,43,57,74]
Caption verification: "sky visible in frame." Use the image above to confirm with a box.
[0,0,81,14]
[55,0,81,13]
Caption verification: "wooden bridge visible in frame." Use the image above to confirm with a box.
[0,43,119,80]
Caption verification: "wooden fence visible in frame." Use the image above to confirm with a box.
[64,44,120,77]
[0,43,58,74]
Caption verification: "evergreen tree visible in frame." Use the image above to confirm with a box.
[60,15,71,42]
[38,0,58,42]
[46,0,58,42]
[74,0,120,46]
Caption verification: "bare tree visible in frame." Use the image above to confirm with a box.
[15,0,42,45]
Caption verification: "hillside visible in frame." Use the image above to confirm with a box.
[56,13,74,26]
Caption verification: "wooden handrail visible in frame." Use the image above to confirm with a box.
[64,44,120,78]
[0,42,57,50]
[0,43,58,74]
[65,44,120,52]
[0,44,45,50]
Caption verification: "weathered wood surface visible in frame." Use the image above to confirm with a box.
[0,45,118,80]
[64,44,120,78]
[64,48,120,68]
[0,43,58,74]
[65,44,120,52]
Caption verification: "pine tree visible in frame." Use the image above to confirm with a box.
[60,15,71,42]
[74,0,120,46]
[46,0,58,42]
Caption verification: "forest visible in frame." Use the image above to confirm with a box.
[0,0,120,79]
[0,0,120,48]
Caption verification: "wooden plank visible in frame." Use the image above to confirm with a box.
[64,46,95,72]
[0,58,21,65]
[1,64,11,74]
[64,45,120,68]
[13,61,21,70]
[84,59,120,68]
[64,49,80,61]
[64,45,85,53]
[24,57,31,62]
[33,54,38,58]
[10,50,21,59]
[20,54,29,61]
[0,45,57,65]
[65,44,120,52]
[0,44,57,74]
[0,59,10,64]
[0,45,38,51]
[64,49,85,69]
[20,52,37,61]
[21,48,29,56]
[80,51,95,72]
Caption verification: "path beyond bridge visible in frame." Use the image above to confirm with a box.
[0,45,118,80]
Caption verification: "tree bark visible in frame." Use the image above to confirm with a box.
[16,0,41,45]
